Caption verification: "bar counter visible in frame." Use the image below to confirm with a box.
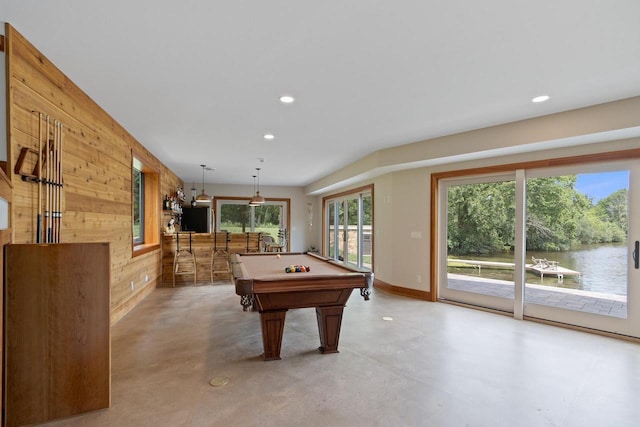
[162,231,262,286]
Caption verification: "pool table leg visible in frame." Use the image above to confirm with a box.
[260,309,288,361]
[316,305,345,354]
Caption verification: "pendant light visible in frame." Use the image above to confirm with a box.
[196,164,211,202]
[248,175,260,206]
[249,167,265,205]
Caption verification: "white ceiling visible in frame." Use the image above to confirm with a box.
[4,1,640,187]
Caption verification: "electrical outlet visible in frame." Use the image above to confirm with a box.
[144,275,149,282]
[416,275,422,283]
[130,281,134,291]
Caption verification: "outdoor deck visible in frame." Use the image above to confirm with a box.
[446,273,627,318]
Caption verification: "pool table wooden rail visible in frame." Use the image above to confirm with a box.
[231,252,373,360]
[232,252,373,310]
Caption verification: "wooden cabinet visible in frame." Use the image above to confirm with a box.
[4,243,111,427]
[0,168,12,424]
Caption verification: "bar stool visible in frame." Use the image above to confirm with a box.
[173,232,196,287]
[210,231,231,282]
[245,232,262,253]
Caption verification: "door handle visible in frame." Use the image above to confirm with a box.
[634,241,639,269]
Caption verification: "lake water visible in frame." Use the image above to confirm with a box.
[449,243,628,296]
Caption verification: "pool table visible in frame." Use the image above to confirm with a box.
[232,252,373,361]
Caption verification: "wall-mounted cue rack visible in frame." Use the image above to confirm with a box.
[14,112,64,243]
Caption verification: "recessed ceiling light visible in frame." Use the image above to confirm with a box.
[263,133,275,140]
[532,95,550,103]
[279,95,295,104]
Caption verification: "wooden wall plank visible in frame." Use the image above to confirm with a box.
[6,24,183,328]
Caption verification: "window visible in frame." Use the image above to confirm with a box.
[214,197,290,249]
[132,154,160,256]
[323,185,373,270]
[132,160,144,244]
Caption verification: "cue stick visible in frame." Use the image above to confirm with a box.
[49,122,54,243]
[50,120,56,242]
[45,115,51,243]
[36,112,43,243]
[56,120,61,242]
[52,120,59,242]
[56,120,63,242]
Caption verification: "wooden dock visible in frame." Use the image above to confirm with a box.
[524,264,581,280]
[449,258,581,281]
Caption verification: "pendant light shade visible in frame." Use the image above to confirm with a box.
[249,191,265,205]
[196,164,211,202]
[248,175,260,206]
[249,168,265,205]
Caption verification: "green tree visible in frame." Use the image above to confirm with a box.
[447,174,626,255]
[575,189,627,244]
[525,176,589,251]
[448,181,515,255]
[594,189,628,235]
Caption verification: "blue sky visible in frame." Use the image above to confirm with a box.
[575,171,629,202]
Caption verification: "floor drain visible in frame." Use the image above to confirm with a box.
[209,376,230,387]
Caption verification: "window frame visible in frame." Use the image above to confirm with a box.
[322,184,373,270]
[132,151,160,257]
[213,196,291,250]
[132,160,145,245]
[430,147,640,302]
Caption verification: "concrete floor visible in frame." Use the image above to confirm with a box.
[43,281,640,427]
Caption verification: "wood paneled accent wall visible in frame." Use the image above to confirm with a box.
[5,24,183,324]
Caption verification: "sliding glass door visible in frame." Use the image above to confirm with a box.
[438,161,640,337]
[522,164,637,335]
[439,174,517,313]
[325,187,372,270]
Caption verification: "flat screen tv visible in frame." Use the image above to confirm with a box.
[181,206,209,233]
